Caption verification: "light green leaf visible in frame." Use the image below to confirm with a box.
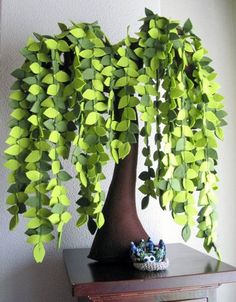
[28,115,38,126]
[4,159,21,171]
[193,48,205,61]
[94,102,107,111]
[92,79,103,92]
[49,130,60,143]
[42,73,53,84]
[27,217,41,229]
[4,145,22,156]
[96,212,105,229]
[82,89,96,100]
[52,160,61,174]
[33,242,45,263]
[29,84,41,95]
[174,214,188,225]
[27,234,40,245]
[26,170,43,181]
[162,189,174,207]
[30,62,43,74]
[54,71,70,82]
[85,112,98,125]
[70,28,86,38]
[44,108,59,118]
[25,150,41,163]
[9,126,24,138]
[11,108,26,120]
[116,120,130,132]
[170,87,185,99]
[57,40,70,52]
[45,39,57,50]
[48,213,60,224]
[148,28,159,39]
[118,95,130,109]
[174,191,187,203]
[9,90,24,101]
[47,84,60,96]
[79,49,93,58]
[117,57,129,67]
[61,212,72,223]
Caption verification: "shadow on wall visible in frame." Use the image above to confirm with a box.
[0,254,75,302]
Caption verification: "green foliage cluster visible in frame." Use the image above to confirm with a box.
[4,8,226,262]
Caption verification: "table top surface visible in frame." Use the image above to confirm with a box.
[63,243,236,296]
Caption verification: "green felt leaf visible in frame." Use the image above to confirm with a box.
[92,79,103,92]
[9,126,24,138]
[170,87,185,99]
[61,212,72,223]
[28,115,38,126]
[4,159,21,171]
[148,28,159,39]
[183,18,193,32]
[57,40,70,52]
[118,142,131,159]
[11,108,26,120]
[118,96,130,109]
[26,170,43,181]
[52,161,61,174]
[70,27,86,38]
[174,214,187,225]
[29,84,41,95]
[76,214,88,227]
[162,189,174,207]
[44,108,59,118]
[85,112,98,125]
[5,145,22,156]
[117,57,129,67]
[182,224,191,241]
[82,68,95,80]
[30,62,43,74]
[42,74,53,84]
[193,48,205,61]
[96,212,105,229]
[82,89,96,100]
[49,130,60,143]
[27,235,40,245]
[58,171,72,181]
[116,120,129,132]
[47,84,60,96]
[33,242,45,263]
[25,150,41,163]
[79,49,93,58]
[27,217,41,229]
[45,39,57,50]
[9,90,24,101]
[174,191,187,203]
[9,215,19,230]
[54,71,70,82]
[94,102,107,111]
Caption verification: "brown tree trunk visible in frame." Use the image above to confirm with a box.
[88,141,149,262]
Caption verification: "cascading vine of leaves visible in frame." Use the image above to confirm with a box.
[4,8,226,262]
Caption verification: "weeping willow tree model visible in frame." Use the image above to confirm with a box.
[4,8,226,263]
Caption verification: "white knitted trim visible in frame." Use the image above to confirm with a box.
[133,258,169,271]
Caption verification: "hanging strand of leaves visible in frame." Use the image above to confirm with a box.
[4,9,226,262]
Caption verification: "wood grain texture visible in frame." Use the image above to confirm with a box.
[64,244,236,302]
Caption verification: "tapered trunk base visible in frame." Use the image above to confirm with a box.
[88,143,149,262]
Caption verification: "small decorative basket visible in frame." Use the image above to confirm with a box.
[130,238,169,272]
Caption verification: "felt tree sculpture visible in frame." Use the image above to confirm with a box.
[5,8,226,262]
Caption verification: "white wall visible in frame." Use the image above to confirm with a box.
[0,1,235,301]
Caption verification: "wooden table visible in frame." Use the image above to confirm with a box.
[63,243,236,301]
